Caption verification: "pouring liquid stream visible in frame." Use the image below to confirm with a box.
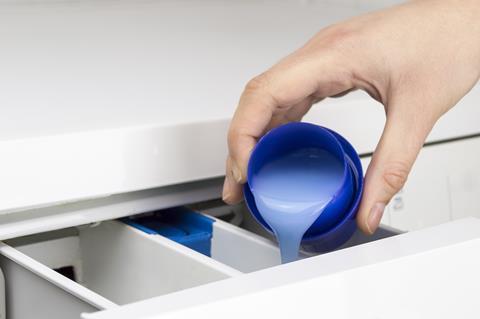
[252,148,345,263]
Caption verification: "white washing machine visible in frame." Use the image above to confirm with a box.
[0,1,479,318]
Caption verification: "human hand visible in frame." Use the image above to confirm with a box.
[223,0,480,234]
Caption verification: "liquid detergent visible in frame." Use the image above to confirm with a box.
[252,147,344,263]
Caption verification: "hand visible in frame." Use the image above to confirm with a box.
[223,0,480,234]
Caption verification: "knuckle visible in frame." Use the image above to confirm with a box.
[381,162,410,194]
[318,24,360,52]
[244,73,270,93]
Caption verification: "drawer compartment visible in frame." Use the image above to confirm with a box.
[125,207,283,273]
[0,243,111,319]
[127,206,402,273]
[0,220,241,319]
[0,203,401,319]
[210,217,282,272]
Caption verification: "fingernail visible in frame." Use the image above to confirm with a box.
[367,202,385,234]
[232,164,243,183]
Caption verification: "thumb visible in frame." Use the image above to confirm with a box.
[356,102,436,234]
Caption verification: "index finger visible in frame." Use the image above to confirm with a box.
[228,61,325,183]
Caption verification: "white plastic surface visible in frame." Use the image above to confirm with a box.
[0,220,239,318]
[76,221,240,304]
[150,239,480,319]
[0,256,101,319]
[210,218,281,273]
[0,179,223,241]
[211,217,399,272]
[85,218,480,319]
[0,242,116,319]
[0,206,401,319]
[1,0,479,213]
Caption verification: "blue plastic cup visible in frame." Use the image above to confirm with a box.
[243,122,364,253]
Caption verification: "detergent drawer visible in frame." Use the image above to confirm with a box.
[0,203,401,319]
[0,220,240,319]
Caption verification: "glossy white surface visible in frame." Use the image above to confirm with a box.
[363,136,480,232]
[1,0,479,212]
[85,218,480,319]
[0,179,222,240]
[159,239,480,319]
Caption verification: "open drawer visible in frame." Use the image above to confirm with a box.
[0,218,241,318]
[0,203,401,319]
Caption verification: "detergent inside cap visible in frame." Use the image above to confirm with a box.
[251,147,345,263]
[246,122,361,263]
